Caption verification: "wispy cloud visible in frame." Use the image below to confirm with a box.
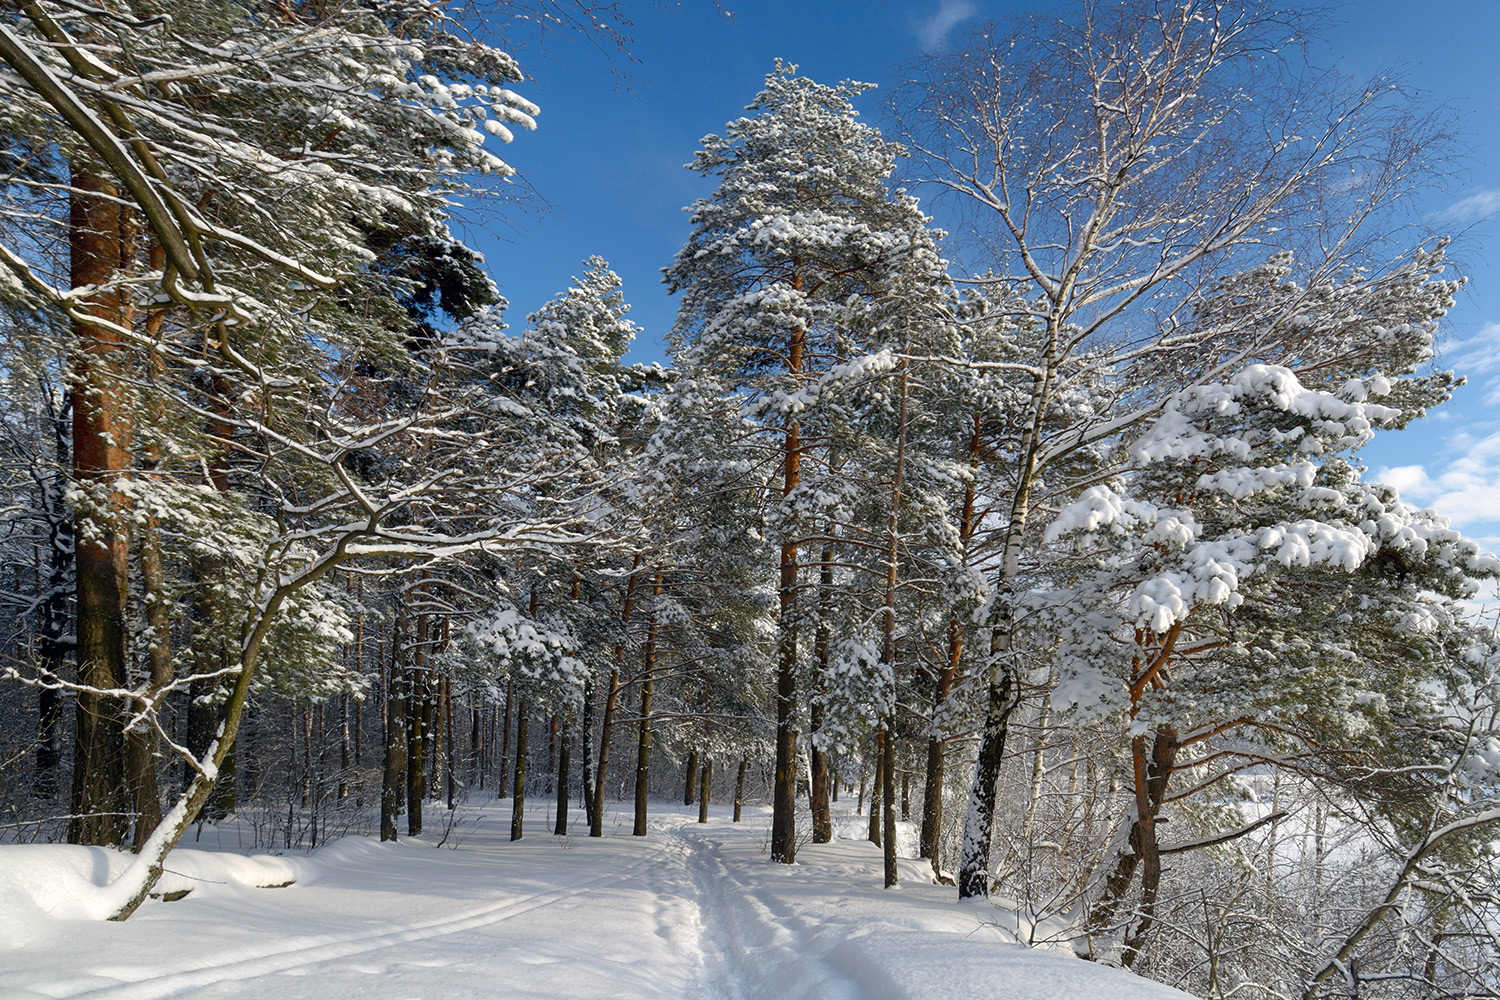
[1434,189,1500,224]
[1446,323,1500,375]
[1373,425,1500,538]
[1441,322,1500,403]
[918,0,977,51]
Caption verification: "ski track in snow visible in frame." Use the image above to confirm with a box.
[1,805,1199,1000]
[55,851,662,1000]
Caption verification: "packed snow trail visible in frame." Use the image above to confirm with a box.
[0,805,1195,1000]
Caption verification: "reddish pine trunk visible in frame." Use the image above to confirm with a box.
[770,314,804,864]
[68,165,134,847]
[1087,726,1180,963]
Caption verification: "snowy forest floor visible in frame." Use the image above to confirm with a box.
[1,804,1194,1000]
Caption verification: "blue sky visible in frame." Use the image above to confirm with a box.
[472,0,1500,551]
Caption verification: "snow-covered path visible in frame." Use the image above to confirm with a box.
[1,806,1195,1000]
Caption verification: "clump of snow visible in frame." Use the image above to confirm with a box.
[0,841,309,937]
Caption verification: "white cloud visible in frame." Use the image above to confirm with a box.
[1373,427,1500,537]
[1377,464,1431,495]
[918,0,977,50]
[1434,189,1500,224]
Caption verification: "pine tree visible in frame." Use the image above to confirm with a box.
[1044,250,1494,962]
[666,61,945,863]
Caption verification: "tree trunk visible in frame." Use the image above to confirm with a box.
[444,675,456,810]
[482,703,494,791]
[957,653,1017,899]
[428,675,443,804]
[960,363,1045,902]
[809,547,834,844]
[67,164,134,848]
[683,749,699,806]
[381,619,406,842]
[733,758,746,822]
[1087,726,1180,967]
[591,667,620,837]
[126,311,175,850]
[920,644,959,867]
[633,572,663,837]
[510,698,529,841]
[554,710,572,835]
[123,730,160,852]
[869,731,884,846]
[352,575,365,800]
[878,346,908,889]
[405,600,430,838]
[883,720,898,888]
[580,677,596,832]
[698,757,711,824]
[807,721,832,838]
[339,695,351,801]
[470,700,482,791]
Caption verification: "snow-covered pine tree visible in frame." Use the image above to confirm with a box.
[1043,248,1496,966]
[411,256,669,844]
[517,257,661,838]
[797,219,979,884]
[666,61,948,863]
[625,367,776,835]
